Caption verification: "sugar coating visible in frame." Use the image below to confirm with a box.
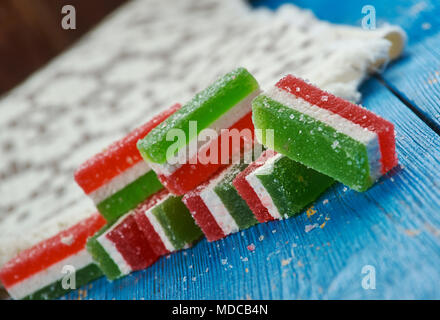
[149,90,259,177]
[137,67,259,165]
[148,110,256,195]
[275,75,397,175]
[253,90,388,191]
[265,86,378,146]
[264,86,382,182]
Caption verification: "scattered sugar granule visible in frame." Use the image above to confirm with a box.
[323,199,329,205]
[60,235,74,245]
[305,223,318,233]
[331,140,340,149]
[221,258,228,265]
[281,258,292,266]
[422,22,432,30]
[404,229,422,237]
[272,229,277,234]
[321,95,328,102]
[259,235,264,241]
[306,206,317,218]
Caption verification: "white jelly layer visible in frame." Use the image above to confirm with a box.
[89,161,151,204]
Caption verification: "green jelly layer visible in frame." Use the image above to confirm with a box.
[23,263,102,300]
[97,170,163,223]
[256,155,334,218]
[152,196,203,250]
[214,163,258,229]
[137,67,259,164]
[252,95,373,191]
[86,226,122,281]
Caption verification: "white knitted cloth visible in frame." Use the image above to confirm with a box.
[0,0,405,268]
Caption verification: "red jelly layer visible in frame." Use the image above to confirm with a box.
[232,150,277,223]
[133,189,170,256]
[74,104,180,195]
[0,213,106,288]
[106,214,159,271]
[276,76,397,174]
[159,111,255,195]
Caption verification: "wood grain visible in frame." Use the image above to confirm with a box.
[381,33,440,131]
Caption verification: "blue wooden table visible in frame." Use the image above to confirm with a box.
[66,0,440,300]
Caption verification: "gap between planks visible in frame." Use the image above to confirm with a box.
[374,74,440,136]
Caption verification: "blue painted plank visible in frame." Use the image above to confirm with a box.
[251,0,440,44]
[65,78,440,299]
[381,32,440,131]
